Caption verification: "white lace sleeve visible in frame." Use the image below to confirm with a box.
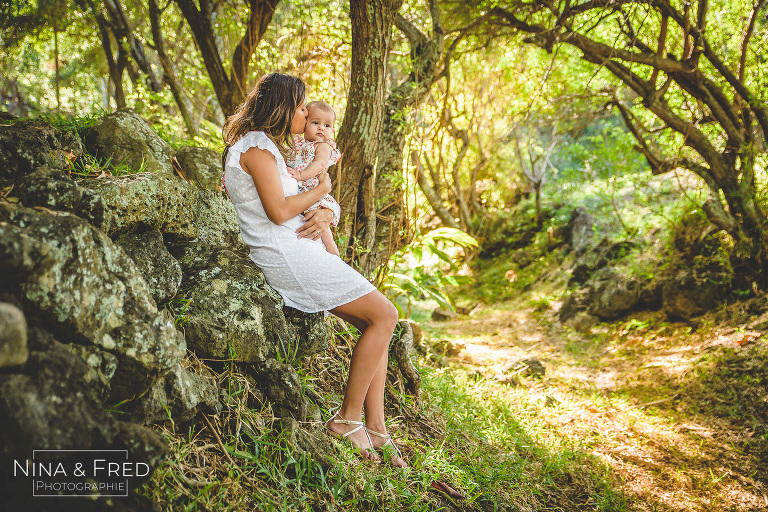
[226,131,285,171]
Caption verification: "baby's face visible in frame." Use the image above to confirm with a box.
[304,107,335,142]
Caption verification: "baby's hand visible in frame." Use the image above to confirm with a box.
[287,166,301,180]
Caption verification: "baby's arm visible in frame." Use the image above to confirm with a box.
[290,143,332,181]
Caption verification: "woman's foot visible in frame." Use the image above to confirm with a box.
[324,410,379,462]
[365,425,408,468]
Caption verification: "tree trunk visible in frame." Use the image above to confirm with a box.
[175,0,280,116]
[334,0,404,268]
[148,0,197,136]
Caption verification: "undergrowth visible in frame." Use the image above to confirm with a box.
[138,317,627,511]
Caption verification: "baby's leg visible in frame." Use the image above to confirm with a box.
[321,229,340,257]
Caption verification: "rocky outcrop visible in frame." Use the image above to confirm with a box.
[662,268,731,319]
[175,245,291,362]
[125,363,220,425]
[80,172,199,241]
[0,302,27,367]
[0,326,169,506]
[84,109,174,175]
[115,229,182,305]
[0,112,338,509]
[0,202,186,402]
[174,146,222,191]
[0,120,83,179]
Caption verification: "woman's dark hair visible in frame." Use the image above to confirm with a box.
[222,73,306,166]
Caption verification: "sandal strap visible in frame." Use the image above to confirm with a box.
[366,428,404,459]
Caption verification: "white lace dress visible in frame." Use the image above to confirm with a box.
[223,131,375,313]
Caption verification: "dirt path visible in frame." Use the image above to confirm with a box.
[426,299,768,511]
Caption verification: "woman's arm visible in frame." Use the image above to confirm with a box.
[289,142,332,181]
[241,147,331,225]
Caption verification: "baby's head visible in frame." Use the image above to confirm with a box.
[304,101,336,142]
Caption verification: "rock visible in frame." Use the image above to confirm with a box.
[0,302,27,367]
[585,267,642,319]
[564,311,599,332]
[0,120,83,179]
[251,358,307,421]
[0,328,168,508]
[79,172,198,242]
[282,306,329,359]
[189,189,244,248]
[64,343,118,400]
[0,334,115,458]
[174,146,223,191]
[14,167,105,227]
[431,308,457,321]
[115,229,182,305]
[566,207,596,254]
[512,249,533,268]
[558,288,589,322]
[501,357,545,378]
[84,109,174,175]
[125,364,220,425]
[275,417,334,470]
[176,245,292,362]
[662,269,731,319]
[110,421,170,486]
[569,237,635,285]
[0,203,186,402]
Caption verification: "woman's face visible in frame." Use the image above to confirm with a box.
[290,100,308,134]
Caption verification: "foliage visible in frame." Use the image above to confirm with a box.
[381,227,477,317]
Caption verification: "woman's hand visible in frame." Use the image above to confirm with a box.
[296,208,334,240]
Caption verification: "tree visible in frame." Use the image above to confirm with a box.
[174,0,280,116]
[332,0,404,271]
[477,0,768,279]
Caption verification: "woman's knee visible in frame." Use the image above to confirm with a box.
[378,299,399,331]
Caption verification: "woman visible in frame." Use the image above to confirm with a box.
[222,73,406,467]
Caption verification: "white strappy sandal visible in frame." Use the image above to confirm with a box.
[324,410,378,460]
[365,427,407,467]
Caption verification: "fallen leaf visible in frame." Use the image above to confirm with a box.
[430,480,465,499]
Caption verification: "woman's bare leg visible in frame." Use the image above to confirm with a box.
[362,354,408,467]
[328,291,398,460]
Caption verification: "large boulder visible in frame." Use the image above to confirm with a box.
[115,229,182,305]
[0,302,28,367]
[0,327,168,507]
[175,245,291,362]
[0,120,83,180]
[566,207,596,254]
[14,167,105,226]
[174,146,222,191]
[0,202,186,401]
[79,172,198,241]
[84,109,174,175]
[125,363,220,425]
[585,267,642,319]
[189,189,244,249]
[662,269,731,319]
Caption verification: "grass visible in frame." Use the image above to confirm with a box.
[137,317,627,511]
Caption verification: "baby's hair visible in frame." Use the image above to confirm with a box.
[306,101,336,124]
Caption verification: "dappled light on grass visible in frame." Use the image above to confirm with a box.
[425,289,768,511]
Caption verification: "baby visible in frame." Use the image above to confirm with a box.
[288,100,342,256]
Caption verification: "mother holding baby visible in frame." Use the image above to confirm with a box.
[221,72,406,467]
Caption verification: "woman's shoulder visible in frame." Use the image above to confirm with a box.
[230,131,282,160]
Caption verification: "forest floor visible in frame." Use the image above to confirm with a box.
[424,291,768,511]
